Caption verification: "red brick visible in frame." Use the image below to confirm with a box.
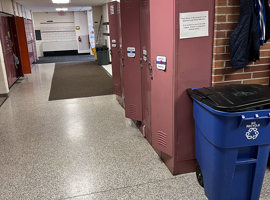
[213,75,224,82]
[225,73,252,81]
[261,42,270,49]
[215,31,226,38]
[213,61,225,68]
[253,71,270,78]
[215,15,227,22]
[213,67,244,75]
[213,54,231,61]
[243,78,269,85]
[215,23,237,31]
[260,51,270,57]
[244,65,270,72]
[213,46,226,54]
[213,80,242,86]
[215,7,240,15]
[225,46,231,53]
[214,38,230,46]
[216,0,227,6]
[254,57,270,65]
[228,0,240,6]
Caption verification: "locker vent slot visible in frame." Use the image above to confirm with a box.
[128,104,137,117]
[157,131,167,148]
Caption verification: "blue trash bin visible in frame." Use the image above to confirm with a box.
[188,84,270,200]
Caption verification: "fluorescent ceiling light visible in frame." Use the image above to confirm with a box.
[56,8,68,11]
[52,0,70,4]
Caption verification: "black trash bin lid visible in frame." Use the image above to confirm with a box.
[187,84,270,112]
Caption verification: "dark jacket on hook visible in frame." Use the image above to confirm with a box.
[230,0,260,69]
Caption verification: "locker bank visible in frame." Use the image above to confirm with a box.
[0,0,270,199]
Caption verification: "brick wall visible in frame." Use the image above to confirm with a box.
[212,0,270,86]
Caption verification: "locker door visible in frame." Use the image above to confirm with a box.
[120,0,142,121]
[150,0,174,156]
[9,16,24,77]
[117,2,125,99]
[108,1,122,97]
[140,0,152,143]
[0,15,18,88]
[15,17,31,74]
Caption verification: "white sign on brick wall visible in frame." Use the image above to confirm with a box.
[180,11,209,39]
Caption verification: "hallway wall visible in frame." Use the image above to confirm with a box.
[32,12,77,57]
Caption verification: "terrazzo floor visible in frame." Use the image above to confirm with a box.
[0,63,270,200]
[0,96,7,107]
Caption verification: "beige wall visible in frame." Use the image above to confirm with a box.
[0,0,14,15]
[33,12,77,57]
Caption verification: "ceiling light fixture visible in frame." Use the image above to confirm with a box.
[52,0,70,4]
[56,8,68,11]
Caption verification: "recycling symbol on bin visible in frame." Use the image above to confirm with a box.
[246,128,260,140]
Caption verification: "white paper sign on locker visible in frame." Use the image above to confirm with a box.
[156,56,167,71]
[127,47,136,58]
[180,11,209,39]
[112,44,117,48]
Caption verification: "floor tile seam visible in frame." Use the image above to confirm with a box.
[60,176,178,200]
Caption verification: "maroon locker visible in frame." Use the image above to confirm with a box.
[0,14,18,88]
[120,0,142,121]
[108,1,122,97]
[118,2,125,106]
[140,0,152,143]
[9,17,24,77]
[150,0,215,174]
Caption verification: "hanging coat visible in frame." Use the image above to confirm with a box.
[230,0,260,69]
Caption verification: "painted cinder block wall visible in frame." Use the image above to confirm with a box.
[212,0,270,86]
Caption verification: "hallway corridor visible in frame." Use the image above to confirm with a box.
[0,63,270,200]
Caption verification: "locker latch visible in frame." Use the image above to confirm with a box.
[122,57,125,67]
[148,61,153,80]
[140,58,143,68]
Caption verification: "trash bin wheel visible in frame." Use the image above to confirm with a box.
[196,165,204,188]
